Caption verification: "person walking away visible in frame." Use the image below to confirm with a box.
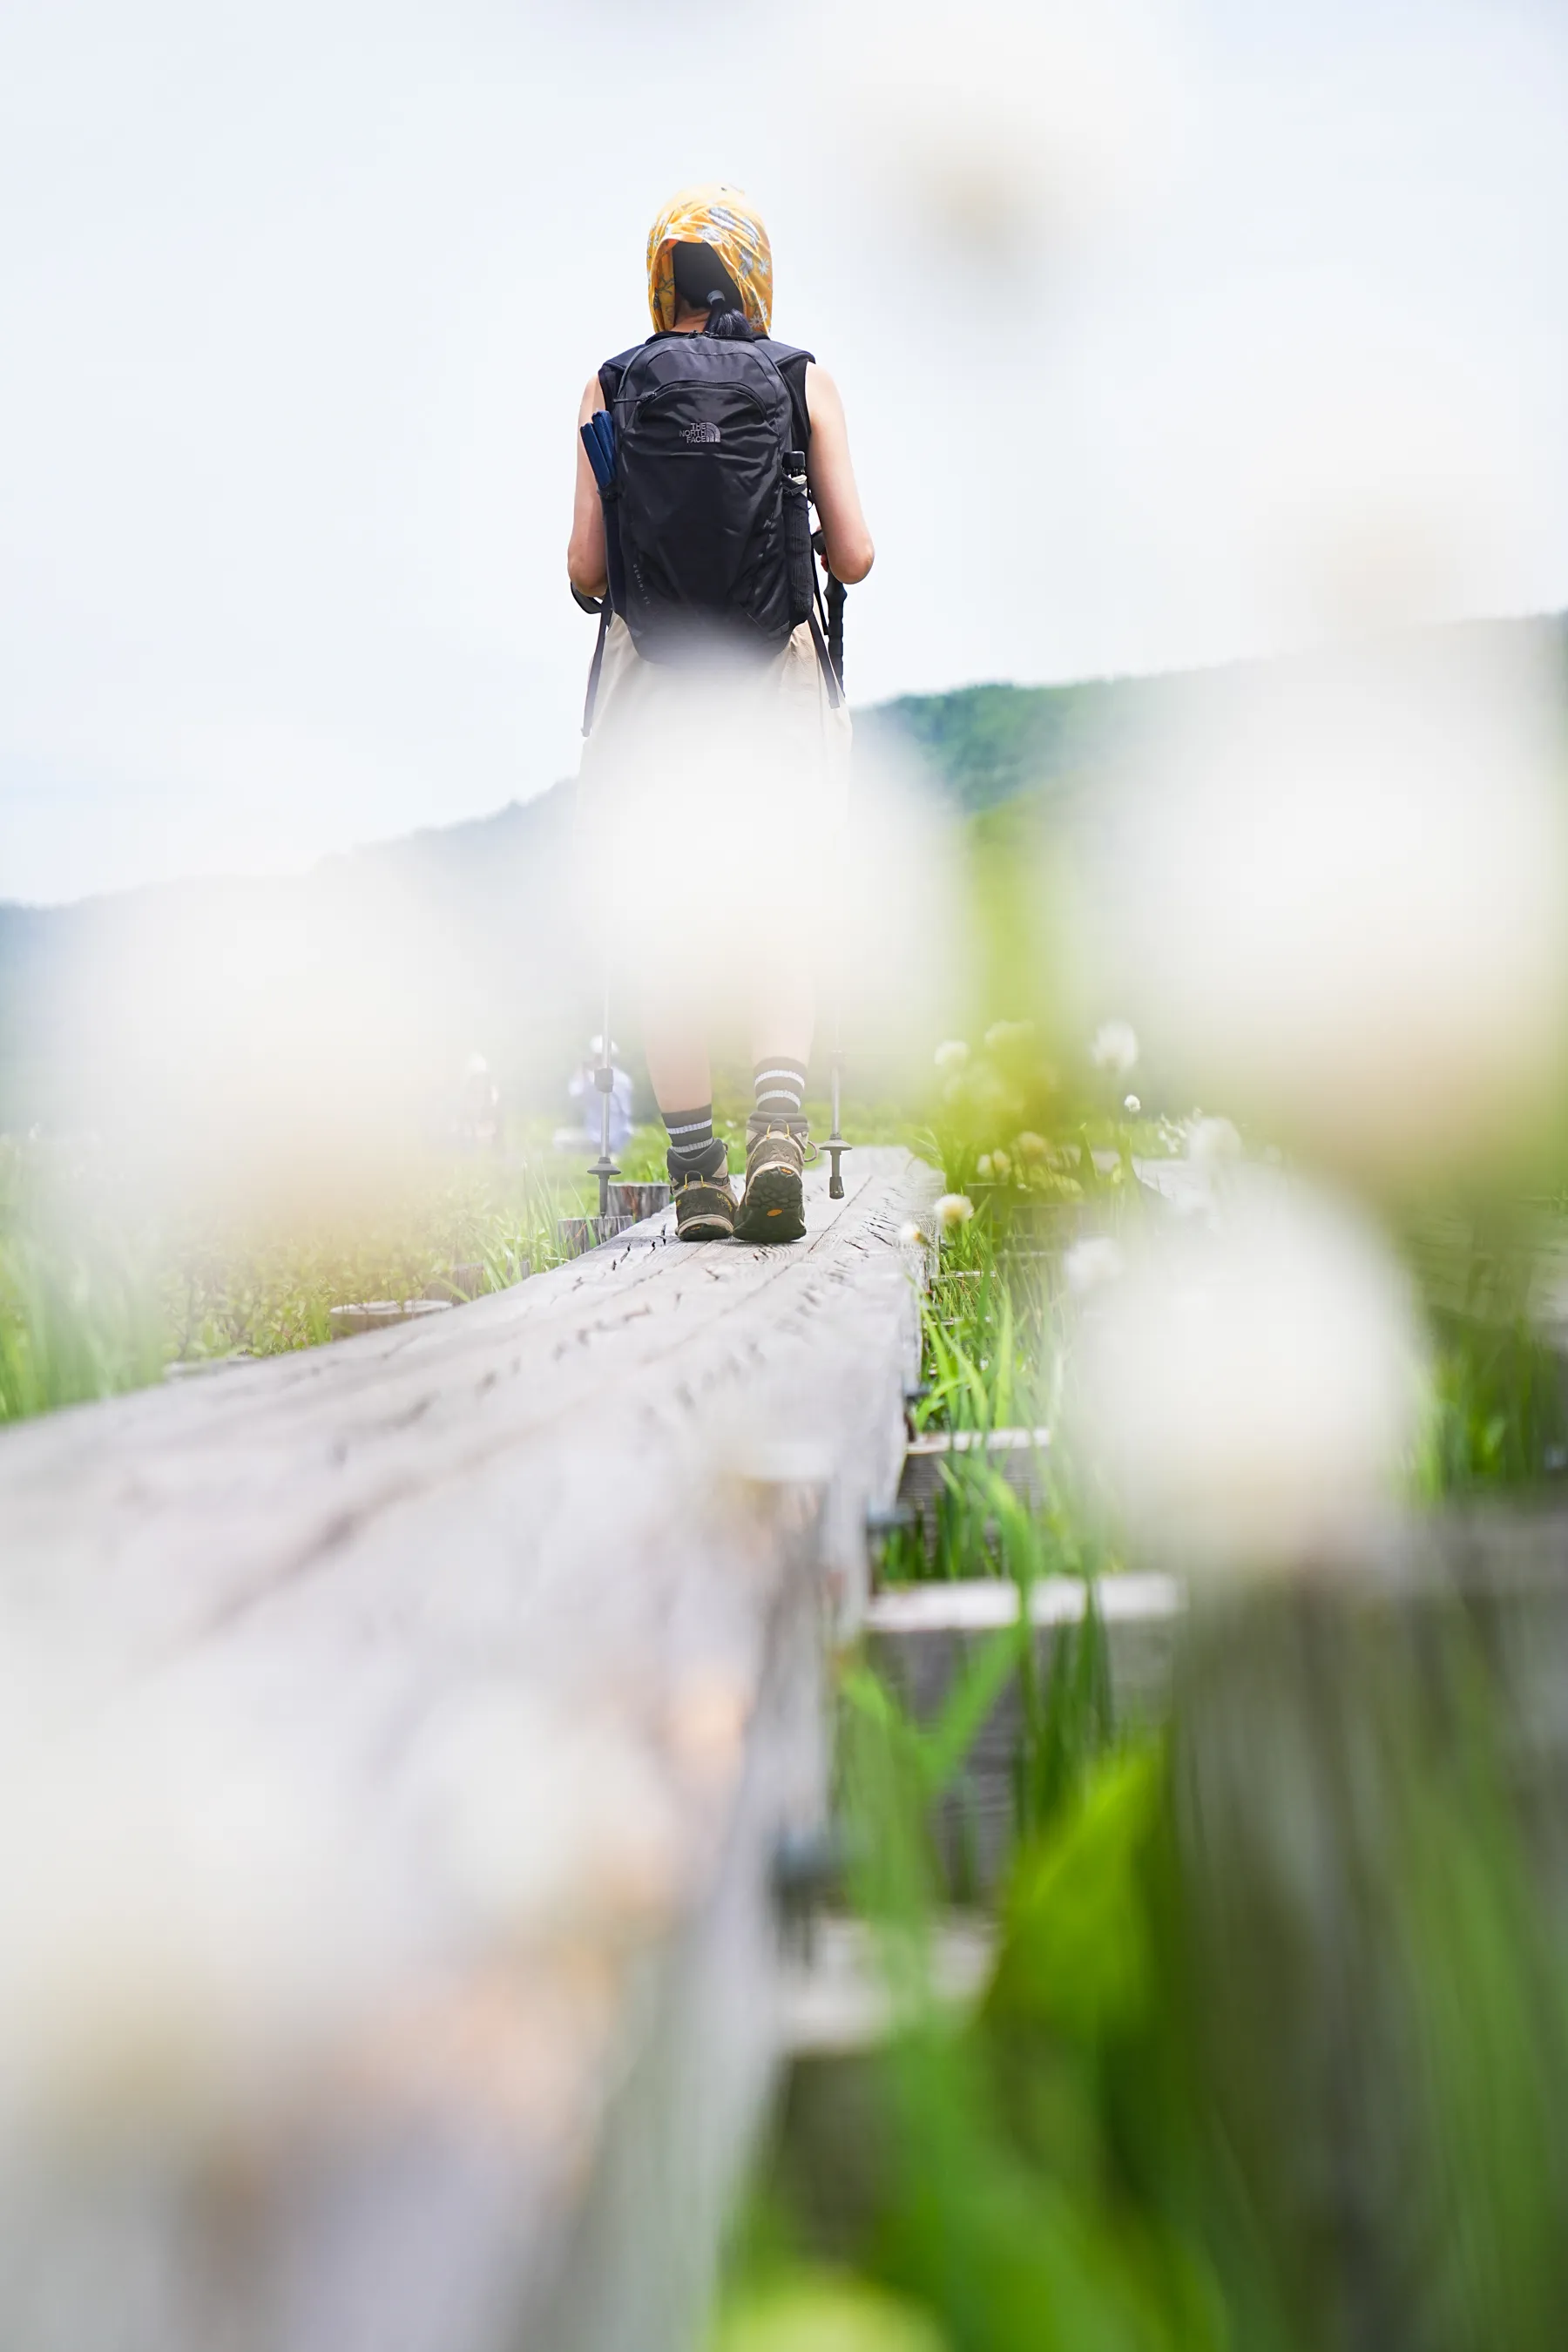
[568,183,874,1243]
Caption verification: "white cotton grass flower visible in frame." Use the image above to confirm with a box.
[935,1193,974,1231]
[1237,314,1539,648]
[934,1039,970,1076]
[828,0,1185,270]
[409,1692,682,1949]
[897,1219,929,1248]
[580,702,971,1122]
[1064,1235,1125,1300]
[1186,1115,1243,1172]
[1123,1094,1141,1115]
[1062,1173,1429,1583]
[1090,1019,1139,1077]
[0,1712,392,2154]
[1074,632,1568,1187]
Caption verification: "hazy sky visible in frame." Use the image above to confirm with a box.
[3,0,1567,902]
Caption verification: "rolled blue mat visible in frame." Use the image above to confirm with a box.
[580,417,614,491]
[589,409,616,478]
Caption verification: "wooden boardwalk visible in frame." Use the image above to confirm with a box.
[0,1148,935,2352]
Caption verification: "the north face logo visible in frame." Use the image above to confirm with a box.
[681,420,722,446]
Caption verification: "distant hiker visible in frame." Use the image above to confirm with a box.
[568,1037,634,1156]
[455,1051,502,1154]
[569,182,874,1244]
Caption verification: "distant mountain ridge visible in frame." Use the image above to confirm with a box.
[857,677,1143,814]
[4,627,1565,1131]
[861,612,1568,814]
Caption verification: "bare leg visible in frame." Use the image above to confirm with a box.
[750,970,814,1082]
[644,1027,712,1116]
[639,971,814,1118]
[641,961,712,1114]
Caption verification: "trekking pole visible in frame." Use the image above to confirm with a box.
[588,967,620,1224]
[826,572,847,696]
[814,542,851,1197]
[825,1013,850,1200]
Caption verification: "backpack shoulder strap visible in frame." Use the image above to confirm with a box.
[754,339,815,454]
[760,342,840,702]
[597,341,653,405]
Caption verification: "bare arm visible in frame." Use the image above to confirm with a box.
[568,373,608,602]
[805,364,875,585]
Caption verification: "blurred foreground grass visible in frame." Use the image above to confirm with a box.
[717,1190,1568,2351]
[722,1581,1568,2352]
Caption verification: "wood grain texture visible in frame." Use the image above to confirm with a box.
[0,1147,937,2352]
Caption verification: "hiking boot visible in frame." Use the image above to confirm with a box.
[672,1166,738,1241]
[733,1121,808,1243]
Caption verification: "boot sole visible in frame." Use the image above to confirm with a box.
[675,1216,735,1242]
[733,1166,807,1243]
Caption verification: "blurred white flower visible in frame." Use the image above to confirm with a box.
[934,1039,970,1075]
[1090,1019,1139,1076]
[585,700,973,1120]
[1016,1131,1047,1164]
[936,1193,974,1230]
[976,1155,993,1179]
[1123,1093,1141,1115]
[410,1693,681,1949]
[897,1220,929,1247]
[1186,1115,1242,1171]
[1063,1175,1429,1580]
[1064,1235,1125,1298]
[827,0,1185,267]
[0,1715,389,2153]
[1237,315,1539,644]
[990,1148,1012,1181]
[1078,636,1568,1185]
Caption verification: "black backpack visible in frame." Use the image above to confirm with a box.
[588,315,841,705]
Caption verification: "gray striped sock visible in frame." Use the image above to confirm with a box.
[663,1104,726,1179]
[753,1058,807,1122]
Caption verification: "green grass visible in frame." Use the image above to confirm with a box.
[0,1139,166,1420]
[0,1132,577,1423]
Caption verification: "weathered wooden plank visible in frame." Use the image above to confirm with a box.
[864,1575,1184,1892]
[0,1147,937,2352]
[897,1426,1053,1512]
[0,1152,930,1694]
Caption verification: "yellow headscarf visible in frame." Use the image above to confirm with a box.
[646,182,773,337]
